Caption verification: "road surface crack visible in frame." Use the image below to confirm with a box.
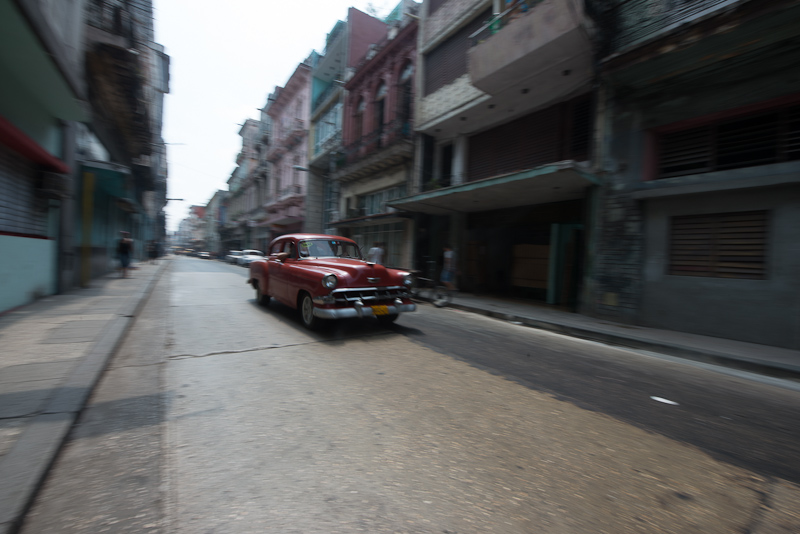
[166,331,393,360]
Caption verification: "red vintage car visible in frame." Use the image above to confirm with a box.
[247,233,416,329]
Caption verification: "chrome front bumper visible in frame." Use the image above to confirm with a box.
[313,300,416,320]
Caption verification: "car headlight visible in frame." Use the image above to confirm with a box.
[402,273,413,287]
[322,274,338,289]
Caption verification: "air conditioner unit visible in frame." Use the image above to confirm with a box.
[36,171,70,199]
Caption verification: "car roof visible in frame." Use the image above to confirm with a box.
[271,233,355,244]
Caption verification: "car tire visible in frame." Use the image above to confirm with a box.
[256,283,270,307]
[299,292,320,330]
[376,314,398,325]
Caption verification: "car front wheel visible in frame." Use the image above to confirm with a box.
[255,283,270,307]
[299,292,320,330]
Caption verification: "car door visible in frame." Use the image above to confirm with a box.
[268,239,295,305]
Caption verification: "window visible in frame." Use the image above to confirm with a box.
[440,143,453,187]
[375,83,387,140]
[359,185,407,216]
[669,211,768,279]
[658,105,800,179]
[354,98,365,141]
[398,61,414,125]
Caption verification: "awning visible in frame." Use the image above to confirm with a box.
[330,212,411,228]
[81,160,131,198]
[0,115,70,173]
[389,161,599,215]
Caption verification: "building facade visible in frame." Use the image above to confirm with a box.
[265,60,313,236]
[329,8,419,269]
[307,8,390,235]
[223,119,260,251]
[393,0,597,308]
[0,0,168,313]
[204,189,228,257]
[587,0,800,349]
[0,0,89,311]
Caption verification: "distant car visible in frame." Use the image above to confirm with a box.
[238,249,265,266]
[198,251,211,259]
[226,250,243,264]
[247,233,416,329]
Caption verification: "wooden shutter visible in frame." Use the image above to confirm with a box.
[669,211,768,279]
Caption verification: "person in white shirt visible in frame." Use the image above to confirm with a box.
[367,242,384,264]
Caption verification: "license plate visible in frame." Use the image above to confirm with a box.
[371,305,389,316]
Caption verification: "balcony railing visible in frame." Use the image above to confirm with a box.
[279,118,306,149]
[342,119,412,166]
[469,1,544,46]
[280,184,303,199]
[313,130,342,159]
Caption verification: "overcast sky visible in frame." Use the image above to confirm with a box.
[154,0,400,231]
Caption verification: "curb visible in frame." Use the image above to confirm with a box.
[0,260,169,534]
[424,298,800,382]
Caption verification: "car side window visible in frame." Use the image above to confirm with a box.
[286,242,296,259]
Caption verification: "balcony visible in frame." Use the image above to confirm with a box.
[279,118,307,150]
[280,184,303,199]
[468,0,593,104]
[335,119,413,182]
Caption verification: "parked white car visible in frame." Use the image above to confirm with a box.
[238,249,265,266]
[226,250,243,264]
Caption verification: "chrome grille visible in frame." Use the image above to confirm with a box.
[331,286,409,304]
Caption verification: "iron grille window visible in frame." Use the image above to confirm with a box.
[658,106,800,178]
[669,211,768,279]
[424,8,493,96]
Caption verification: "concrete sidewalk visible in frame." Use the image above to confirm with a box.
[427,291,800,381]
[0,259,168,534]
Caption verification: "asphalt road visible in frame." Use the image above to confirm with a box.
[19,257,800,533]
[395,305,800,486]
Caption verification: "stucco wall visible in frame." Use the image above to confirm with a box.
[0,235,56,311]
[641,185,800,349]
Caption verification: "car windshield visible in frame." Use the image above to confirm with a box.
[297,239,362,259]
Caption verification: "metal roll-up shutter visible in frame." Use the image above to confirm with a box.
[424,8,493,96]
[669,211,768,279]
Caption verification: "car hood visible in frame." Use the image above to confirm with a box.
[298,258,406,286]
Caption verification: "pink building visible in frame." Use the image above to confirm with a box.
[266,60,312,236]
[330,11,419,268]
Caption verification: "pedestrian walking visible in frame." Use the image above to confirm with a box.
[117,231,133,278]
[147,240,160,263]
[440,243,456,291]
